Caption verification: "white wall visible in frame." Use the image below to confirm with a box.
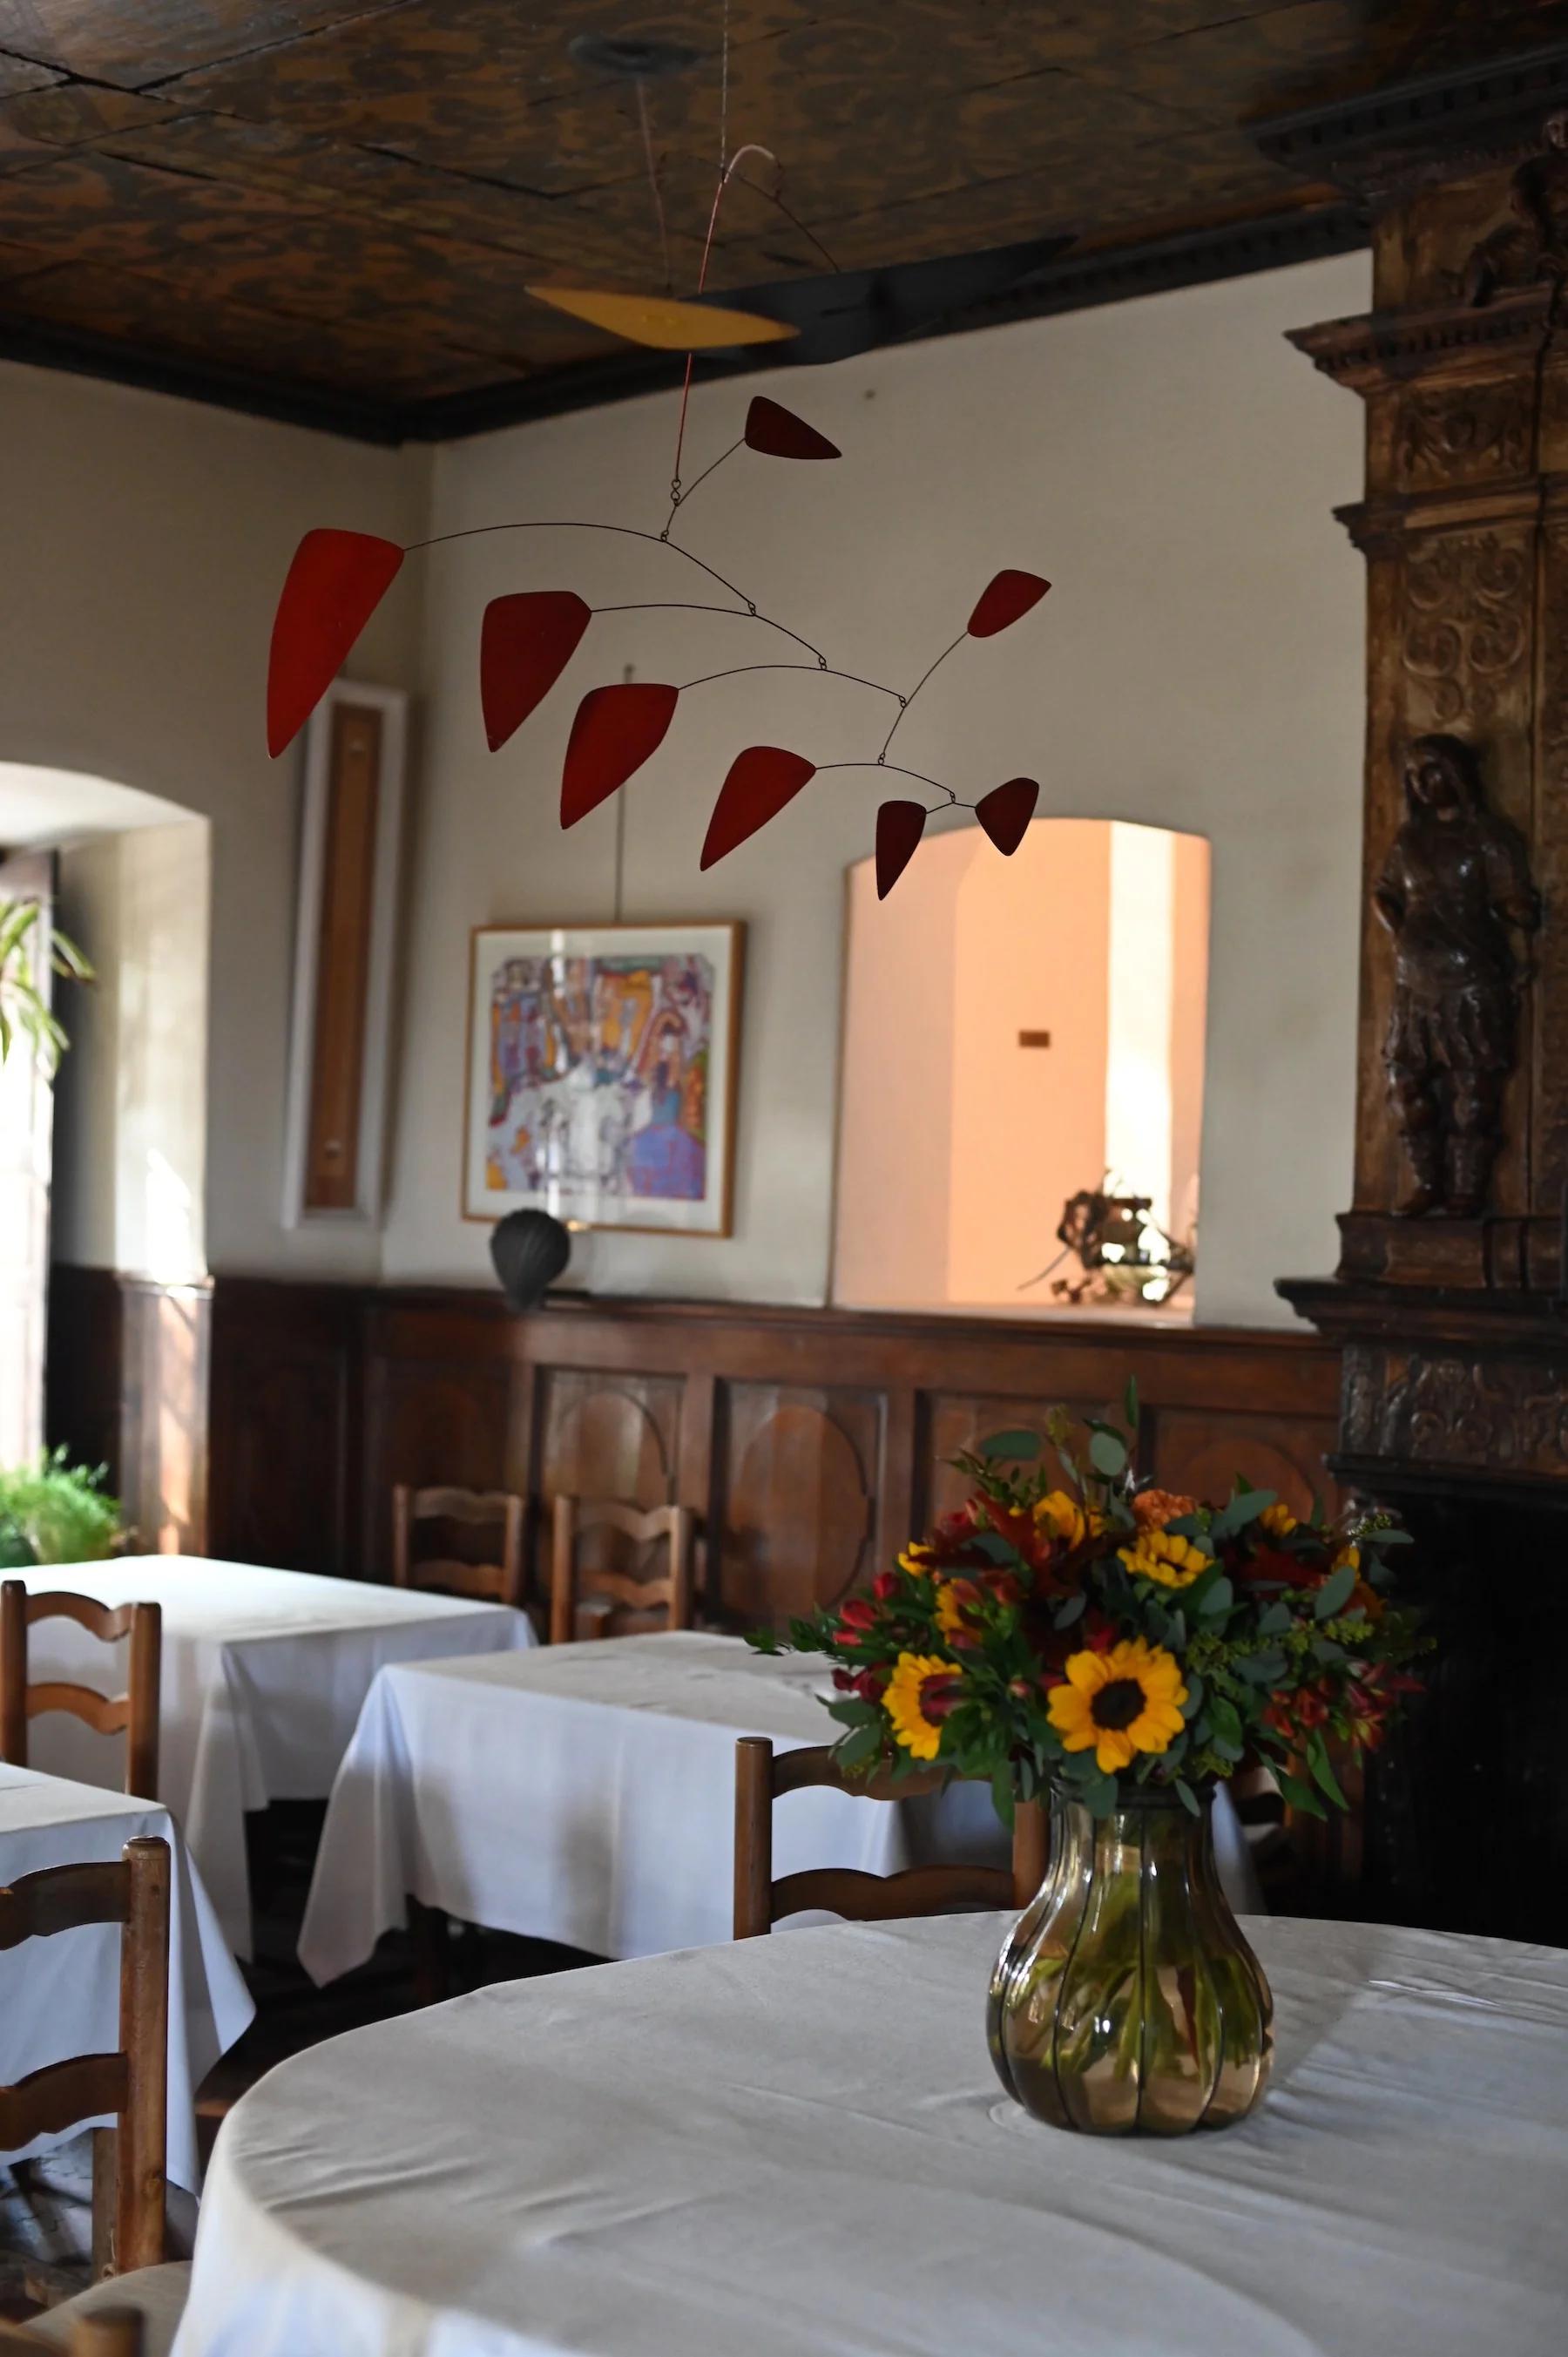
[0,361,429,1282]
[53,821,212,1281]
[389,251,1369,1323]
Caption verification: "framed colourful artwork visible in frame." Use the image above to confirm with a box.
[463,922,743,1236]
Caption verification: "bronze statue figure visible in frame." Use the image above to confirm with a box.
[1375,735,1538,1218]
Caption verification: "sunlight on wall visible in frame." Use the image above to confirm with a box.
[834,817,1209,1317]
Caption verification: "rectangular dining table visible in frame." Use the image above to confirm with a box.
[5,1557,535,1954]
[0,1762,253,2192]
[298,1630,1262,1983]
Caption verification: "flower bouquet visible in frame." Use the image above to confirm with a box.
[753,1388,1423,2133]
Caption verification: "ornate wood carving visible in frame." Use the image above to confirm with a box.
[1375,733,1538,1217]
[1400,533,1530,728]
[1342,1341,1568,1476]
[1394,382,1531,485]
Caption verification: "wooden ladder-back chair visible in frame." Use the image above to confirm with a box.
[0,1837,168,2276]
[733,1737,1048,1939]
[391,1485,524,1609]
[0,1586,161,1801]
[0,2315,145,2354]
[550,1498,693,1645]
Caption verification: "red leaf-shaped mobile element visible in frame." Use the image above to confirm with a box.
[976,776,1039,856]
[966,568,1051,640]
[561,683,679,828]
[744,396,841,461]
[480,590,591,751]
[700,746,817,870]
[875,800,927,900]
[267,528,404,756]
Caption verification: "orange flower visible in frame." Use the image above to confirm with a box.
[1132,1488,1197,1532]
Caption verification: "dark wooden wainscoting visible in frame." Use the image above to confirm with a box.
[48,1273,1343,1624]
[47,1267,210,1555]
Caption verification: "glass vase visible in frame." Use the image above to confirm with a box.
[988,1779,1273,2134]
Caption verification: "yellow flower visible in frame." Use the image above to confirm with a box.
[1258,1502,1299,1540]
[1118,1530,1210,1588]
[935,1579,982,1636]
[1331,1541,1361,1575]
[898,1542,936,1579]
[1034,1490,1089,1548]
[882,1652,955,1762]
[1047,1638,1188,1776]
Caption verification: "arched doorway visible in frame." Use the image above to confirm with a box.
[831,816,1210,1317]
[0,764,210,1502]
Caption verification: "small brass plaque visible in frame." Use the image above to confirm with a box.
[1017,1029,1052,1048]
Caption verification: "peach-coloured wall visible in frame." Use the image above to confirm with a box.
[834,817,1206,1315]
[947,823,1110,1304]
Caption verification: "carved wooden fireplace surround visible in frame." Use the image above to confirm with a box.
[1267,47,1568,1943]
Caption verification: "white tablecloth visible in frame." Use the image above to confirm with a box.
[177,1911,1567,2356]
[0,1764,253,2191]
[298,1631,1260,1983]
[6,1558,534,1955]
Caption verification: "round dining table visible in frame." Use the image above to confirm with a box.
[173,1912,1567,2357]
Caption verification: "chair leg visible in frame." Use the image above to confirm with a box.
[91,2127,117,2279]
[408,1897,451,2008]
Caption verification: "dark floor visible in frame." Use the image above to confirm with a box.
[0,1800,598,2317]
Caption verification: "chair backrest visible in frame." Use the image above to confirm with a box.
[550,1497,693,1645]
[390,1485,524,1609]
[0,1586,161,1802]
[0,1836,169,2276]
[733,1737,1048,1938]
[0,2314,145,2354]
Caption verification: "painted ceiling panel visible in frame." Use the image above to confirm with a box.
[0,0,1563,433]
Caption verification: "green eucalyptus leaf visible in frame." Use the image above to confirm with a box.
[1053,1592,1086,1629]
[1197,1575,1233,1618]
[1257,1601,1293,1638]
[1088,1430,1127,1478]
[979,1429,1041,1462]
[1314,1564,1357,1621]
[1174,1777,1200,1817]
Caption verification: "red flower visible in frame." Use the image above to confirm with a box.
[839,1598,876,1631]
[872,1571,899,1601]
[832,1666,887,1702]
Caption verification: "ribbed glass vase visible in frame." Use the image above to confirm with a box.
[987,1779,1273,2134]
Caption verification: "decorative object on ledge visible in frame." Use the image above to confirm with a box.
[1375,735,1538,1219]
[489,1210,573,1315]
[754,1399,1421,2133]
[1022,1184,1195,1308]
[280,681,408,1229]
[463,922,742,1237]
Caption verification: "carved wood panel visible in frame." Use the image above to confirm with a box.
[1152,1407,1339,1521]
[537,1371,679,1509]
[362,1355,512,1581]
[720,1385,879,1626]
[922,1392,1106,1526]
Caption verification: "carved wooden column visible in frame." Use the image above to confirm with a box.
[1260,53,1568,1942]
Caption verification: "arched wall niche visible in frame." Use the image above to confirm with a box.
[831,814,1211,1319]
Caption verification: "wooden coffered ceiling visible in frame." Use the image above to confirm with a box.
[0,2,1565,441]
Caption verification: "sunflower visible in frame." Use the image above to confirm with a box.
[935,1578,981,1636]
[882,1653,956,1761]
[898,1542,936,1579]
[1117,1529,1210,1588]
[1034,1489,1088,1548]
[1047,1637,1188,1775]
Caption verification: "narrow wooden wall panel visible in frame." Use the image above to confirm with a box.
[720,1387,879,1622]
[303,701,382,1211]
